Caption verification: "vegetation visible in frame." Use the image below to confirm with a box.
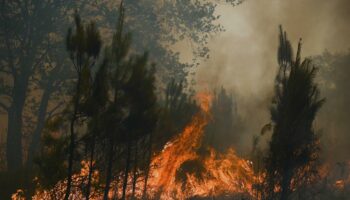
[0,0,243,198]
[1,1,349,200]
[264,26,324,200]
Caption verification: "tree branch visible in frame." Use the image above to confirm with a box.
[47,101,65,118]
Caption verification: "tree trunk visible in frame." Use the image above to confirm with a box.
[112,174,120,200]
[6,107,23,170]
[103,141,115,200]
[27,83,53,168]
[85,135,95,200]
[6,73,30,170]
[142,134,153,200]
[131,143,138,199]
[64,75,82,200]
[121,138,132,200]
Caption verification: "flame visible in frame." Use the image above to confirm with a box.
[144,92,256,199]
[26,160,100,200]
[19,92,257,199]
[145,92,212,198]
[334,180,345,189]
[196,92,212,113]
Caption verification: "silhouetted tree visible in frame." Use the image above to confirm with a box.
[100,3,130,198]
[154,79,198,151]
[0,0,75,171]
[119,52,158,200]
[264,27,325,200]
[75,0,243,85]
[0,0,248,198]
[79,3,159,199]
[35,129,67,189]
[64,12,102,200]
[0,0,244,173]
[80,59,109,200]
[26,44,73,169]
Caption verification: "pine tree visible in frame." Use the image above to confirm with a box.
[154,79,198,151]
[0,0,73,171]
[101,3,159,198]
[82,59,109,200]
[64,12,101,200]
[264,26,325,200]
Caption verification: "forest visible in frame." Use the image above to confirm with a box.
[0,0,350,200]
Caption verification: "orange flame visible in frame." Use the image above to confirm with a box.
[145,92,213,198]
[144,92,256,199]
[21,92,258,200]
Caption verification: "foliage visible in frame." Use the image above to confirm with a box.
[264,27,325,200]
[87,0,243,83]
[0,0,250,198]
[0,0,74,171]
[154,79,199,152]
[64,11,102,200]
[35,132,67,189]
[0,0,243,172]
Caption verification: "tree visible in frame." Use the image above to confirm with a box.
[99,3,130,198]
[0,0,244,172]
[26,44,73,169]
[264,26,325,200]
[77,0,243,84]
[64,12,102,200]
[0,0,74,170]
[154,79,198,150]
[118,52,158,200]
[81,59,109,200]
[103,4,159,198]
[35,129,67,190]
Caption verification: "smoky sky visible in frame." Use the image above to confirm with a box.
[193,0,350,156]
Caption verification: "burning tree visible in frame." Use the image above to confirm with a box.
[30,3,159,199]
[264,26,325,200]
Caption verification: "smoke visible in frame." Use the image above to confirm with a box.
[193,0,350,156]
[313,52,350,163]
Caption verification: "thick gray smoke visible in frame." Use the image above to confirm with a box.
[193,0,350,157]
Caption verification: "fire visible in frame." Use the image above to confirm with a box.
[334,180,345,189]
[144,92,256,199]
[16,92,258,199]
[27,161,101,200]
[196,92,212,113]
[145,92,212,198]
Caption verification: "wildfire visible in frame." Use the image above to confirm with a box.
[15,92,258,200]
[145,92,256,199]
[27,161,101,200]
